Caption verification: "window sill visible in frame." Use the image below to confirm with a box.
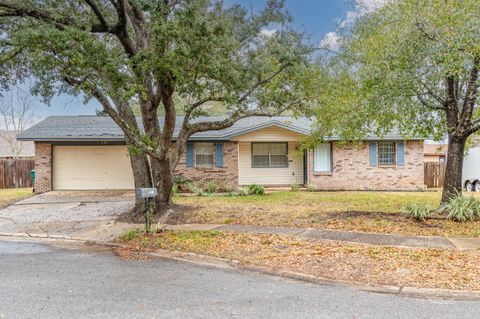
[195,166,224,171]
[313,172,333,176]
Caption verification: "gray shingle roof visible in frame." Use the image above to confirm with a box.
[16,116,312,141]
[16,115,425,142]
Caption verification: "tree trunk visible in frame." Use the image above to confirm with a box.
[440,135,466,205]
[125,137,152,218]
[149,156,174,214]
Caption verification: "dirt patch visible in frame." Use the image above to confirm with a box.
[118,230,480,291]
[116,204,192,224]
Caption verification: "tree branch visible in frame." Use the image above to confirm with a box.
[459,57,480,129]
[83,0,110,29]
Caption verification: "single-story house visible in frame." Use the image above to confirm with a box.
[17,115,425,193]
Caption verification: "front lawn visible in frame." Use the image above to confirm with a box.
[118,230,480,291]
[168,191,480,238]
[0,188,33,209]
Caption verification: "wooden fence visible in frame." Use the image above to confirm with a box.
[424,161,446,188]
[0,158,35,189]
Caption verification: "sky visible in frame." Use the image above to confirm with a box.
[24,0,359,119]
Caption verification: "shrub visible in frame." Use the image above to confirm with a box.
[173,175,192,193]
[204,180,220,194]
[186,182,204,196]
[290,182,299,192]
[248,183,265,195]
[439,194,480,222]
[307,182,316,192]
[171,183,179,196]
[235,187,249,196]
[402,203,432,221]
[222,182,236,193]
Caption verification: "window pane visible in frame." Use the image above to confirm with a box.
[252,143,288,168]
[270,155,288,167]
[378,142,395,165]
[314,143,332,172]
[195,143,213,167]
[196,143,213,155]
[253,155,269,167]
[196,154,213,166]
[269,143,287,155]
[252,143,269,155]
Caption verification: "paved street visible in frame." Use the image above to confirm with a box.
[1,239,479,319]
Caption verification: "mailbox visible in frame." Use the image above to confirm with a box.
[135,188,158,199]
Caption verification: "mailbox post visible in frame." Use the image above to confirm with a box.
[135,188,158,233]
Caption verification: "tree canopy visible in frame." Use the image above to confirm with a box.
[0,0,316,211]
[311,0,480,203]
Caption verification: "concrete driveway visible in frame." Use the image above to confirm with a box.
[0,191,138,241]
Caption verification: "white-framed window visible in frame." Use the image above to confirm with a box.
[195,143,214,167]
[313,143,332,172]
[378,141,396,165]
[252,142,288,168]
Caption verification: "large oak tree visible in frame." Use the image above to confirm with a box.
[0,0,314,215]
[312,0,480,205]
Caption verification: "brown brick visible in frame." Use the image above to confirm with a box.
[307,141,424,191]
[174,142,238,188]
[34,142,52,193]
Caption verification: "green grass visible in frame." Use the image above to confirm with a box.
[0,188,33,208]
[169,191,480,238]
[121,229,143,241]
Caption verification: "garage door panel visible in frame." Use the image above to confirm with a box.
[53,145,134,190]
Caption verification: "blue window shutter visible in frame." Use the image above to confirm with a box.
[215,143,224,167]
[397,142,404,166]
[186,143,194,167]
[369,142,377,166]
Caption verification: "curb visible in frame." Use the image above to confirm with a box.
[2,232,480,301]
[136,248,480,301]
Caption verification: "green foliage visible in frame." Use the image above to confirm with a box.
[0,0,313,119]
[141,237,150,248]
[290,182,299,192]
[222,182,236,193]
[122,229,143,241]
[173,175,192,194]
[186,182,204,196]
[248,183,265,196]
[311,0,480,143]
[235,187,250,196]
[439,195,480,222]
[307,182,316,192]
[204,180,220,194]
[402,203,432,221]
[171,183,179,196]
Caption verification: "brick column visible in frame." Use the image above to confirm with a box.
[35,143,52,193]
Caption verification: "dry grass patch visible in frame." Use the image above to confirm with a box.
[0,188,32,209]
[118,230,480,291]
[167,191,480,237]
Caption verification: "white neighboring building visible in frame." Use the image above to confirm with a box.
[463,146,480,192]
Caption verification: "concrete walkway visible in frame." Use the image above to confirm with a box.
[162,223,480,250]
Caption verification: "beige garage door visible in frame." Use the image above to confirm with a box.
[53,145,134,190]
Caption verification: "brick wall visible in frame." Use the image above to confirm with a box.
[34,142,52,193]
[174,141,239,188]
[308,141,424,191]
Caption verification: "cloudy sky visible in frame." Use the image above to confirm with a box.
[22,0,376,119]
